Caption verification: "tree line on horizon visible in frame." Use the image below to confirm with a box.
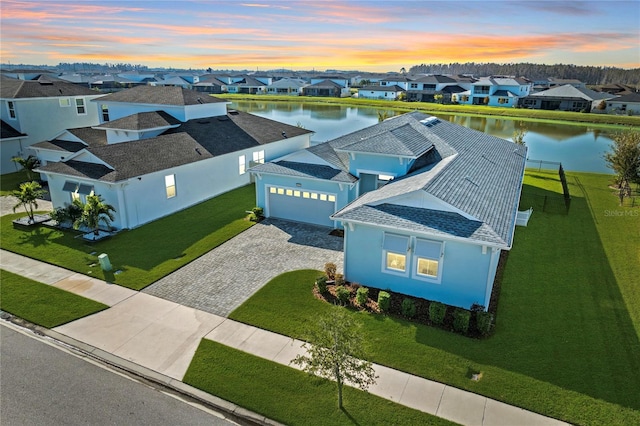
[409,62,640,86]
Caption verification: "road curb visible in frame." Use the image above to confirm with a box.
[1,313,284,426]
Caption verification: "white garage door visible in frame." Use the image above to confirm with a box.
[267,186,336,227]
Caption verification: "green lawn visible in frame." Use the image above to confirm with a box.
[0,269,108,328]
[184,339,457,426]
[0,185,256,290]
[229,171,640,426]
[1,170,30,195]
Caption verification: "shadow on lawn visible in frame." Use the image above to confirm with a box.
[414,182,640,409]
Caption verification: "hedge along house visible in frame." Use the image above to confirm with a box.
[35,85,313,230]
[251,112,527,309]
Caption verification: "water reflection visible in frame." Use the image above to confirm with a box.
[229,100,615,173]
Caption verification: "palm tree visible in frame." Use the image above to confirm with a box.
[11,155,41,181]
[74,194,116,237]
[12,181,46,224]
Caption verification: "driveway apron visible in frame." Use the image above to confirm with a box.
[143,219,344,317]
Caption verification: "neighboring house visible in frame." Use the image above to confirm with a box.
[193,75,227,94]
[379,75,413,90]
[35,85,313,229]
[303,79,349,97]
[406,75,465,102]
[604,92,640,115]
[266,78,307,95]
[0,75,104,174]
[357,85,405,100]
[521,84,613,111]
[458,76,532,107]
[310,75,350,88]
[1,120,28,173]
[250,112,527,309]
[226,76,267,94]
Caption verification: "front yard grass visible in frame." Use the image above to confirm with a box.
[229,171,640,426]
[1,170,30,195]
[0,185,256,290]
[0,269,108,328]
[183,339,456,426]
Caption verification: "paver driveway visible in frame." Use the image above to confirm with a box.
[143,219,343,317]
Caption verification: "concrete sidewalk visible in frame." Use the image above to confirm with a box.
[1,250,568,426]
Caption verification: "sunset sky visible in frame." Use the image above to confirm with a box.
[1,0,639,71]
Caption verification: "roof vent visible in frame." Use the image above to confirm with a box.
[420,117,440,128]
[282,131,287,138]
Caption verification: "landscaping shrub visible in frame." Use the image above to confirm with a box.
[401,298,416,318]
[377,291,391,312]
[428,302,446,325]
[335,273,345,286]
[335,285,350,305]
[453,309,471,334]
[476,311,493,336]
[324,262,337,281]
[356,287,369,306]
[316,275,328,294]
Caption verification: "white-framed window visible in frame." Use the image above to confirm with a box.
[59,98,71,107]
[252,150,265,164]
[75,98,86,115]
[382,233,409,275]
[413,239,443,283]
[165,174,176,198]
[7,101,16,119]
[101,104,109,122]
[238,155,246,174]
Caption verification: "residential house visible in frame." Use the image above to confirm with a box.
[266,78,307,96]
[521,84,613,111]
[250,112,527,309]
[405,75,466,102]
[193,75,227,94]
[226,76,267,94]
[35,85,313,229]
[458,76,532,107]
[357,85,405,100]
[0,75,103,174]
[303,79,349,97]
[310,75,350,88]
[605,92,640,115]
[379,75,413,90]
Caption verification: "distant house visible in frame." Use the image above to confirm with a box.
[0,76,103,174]
[266,78,307,95]
[35,85,313,229]
[458,76,532,107]
[605,92,640,115]
[193,75,226,94]
[250,112,527,309]
[357,84,405,100]
[303,79,349,97]
[226,76,267,94]
[521,84,613,111]
[406,75,466,102]
[379,75,413,90]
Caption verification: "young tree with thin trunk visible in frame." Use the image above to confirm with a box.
[12,181,46,224]
[292,308,376,409]
[74,194,116,237]
[604,131,640,205]
[11,155,41,181]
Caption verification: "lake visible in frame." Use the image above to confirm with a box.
[229,100,617,174]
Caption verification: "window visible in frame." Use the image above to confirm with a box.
[7,101,16,119]
[252,150,265,164]
[383,233,409,274]
[413,239,442,281]
[293,190,301,197]
[269,187,277,194]
[59,98,71,107]
[410,83,418,89]
[101,104,109,122]
[75,98,86,114]
[238,155,246,174]
[475,86,490,95]
[165,174,176,198]
[327,195,336,202]
[377,174,394,189]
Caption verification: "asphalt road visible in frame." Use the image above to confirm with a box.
[0,322,237,426]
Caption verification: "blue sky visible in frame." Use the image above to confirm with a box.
[1,0,638,70]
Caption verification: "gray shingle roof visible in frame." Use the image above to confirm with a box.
[332,112,527,248]
[337,123,434,157]
[360,85,405,92]
[67,127,108,147]
[528,84,612,101]
[250,160,357,183]
[31,139,86,152]
[1,120,25,139]
[1,76,98,98]
[96,111,181,131]
[96,85,227,105]
[413,75,457,84]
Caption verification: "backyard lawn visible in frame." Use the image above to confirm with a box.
[0,184,256,290]
[0,269,108,328]
[229,171,640,426]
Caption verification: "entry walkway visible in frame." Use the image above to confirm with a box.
[0,249,568,426]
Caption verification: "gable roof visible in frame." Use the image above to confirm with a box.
[96,111,181,131]
[528,84,611,101]
[336,123,434,157]
[306,79,344,89]
[608,92,640,103]
[96,85,227,106]
[252,160,357,183]
[0,120,25,139]
[360,85,405,92]
[413,75,457,84]
[0,76,98,98]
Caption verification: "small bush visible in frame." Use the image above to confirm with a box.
[453,309,471,334]
[324,262,337,281]
[251,206,264,217]
[428,302,446,325]
[476,311,493,336]
[335,273,345,286]
[401,298,417,318]
[335,285,350,305]
[356,287,369,306]
[377,291,391,312]
[316,275,327,294]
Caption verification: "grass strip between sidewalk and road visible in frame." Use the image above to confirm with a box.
[0,184,256,290]
[0,269,108,328]
[184,338,457,426]
[229,171,640,426]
